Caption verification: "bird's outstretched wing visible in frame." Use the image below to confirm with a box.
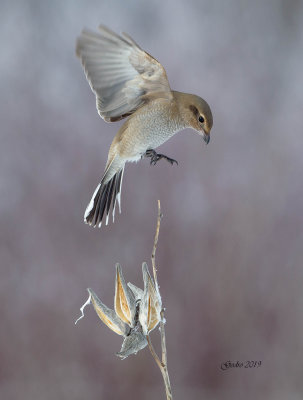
[76,25,173,122]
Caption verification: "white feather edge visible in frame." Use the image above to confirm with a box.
[84,183,101,221]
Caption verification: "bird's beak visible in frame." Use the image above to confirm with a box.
[203,132,210,144]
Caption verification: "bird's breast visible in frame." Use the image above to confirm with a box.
[119,101,185,159]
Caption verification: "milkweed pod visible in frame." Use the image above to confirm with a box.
[115,263,136,327]
[127,282,144,301]
[139,262,162,335]
[116,330,148,359]
[75,288,129,336]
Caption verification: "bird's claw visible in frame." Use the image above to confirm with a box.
[145,149,178,166]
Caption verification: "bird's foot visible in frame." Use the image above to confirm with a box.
[144,149,178,166]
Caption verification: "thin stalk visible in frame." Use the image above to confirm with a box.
[148,200,172,400]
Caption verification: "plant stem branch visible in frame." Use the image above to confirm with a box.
[151,200,162,286]
[147,335,163,369]
[148,200,172,400]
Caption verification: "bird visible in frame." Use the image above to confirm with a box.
[76,25,213,227]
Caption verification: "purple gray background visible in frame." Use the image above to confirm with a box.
[1,1,303,399]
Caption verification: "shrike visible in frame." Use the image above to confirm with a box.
[76,26,213,227]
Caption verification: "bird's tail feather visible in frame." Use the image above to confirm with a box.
[84,168,124,227]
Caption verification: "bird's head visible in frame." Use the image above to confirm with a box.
[174,92,213,144]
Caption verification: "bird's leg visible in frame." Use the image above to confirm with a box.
[144,149,178,166]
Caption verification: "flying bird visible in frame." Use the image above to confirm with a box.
[76,25,213,227]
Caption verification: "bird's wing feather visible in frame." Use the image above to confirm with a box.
[76,25,173,122]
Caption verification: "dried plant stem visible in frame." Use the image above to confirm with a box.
[147,335,162,369]
[151,200,162,285]
[148,200,172,400]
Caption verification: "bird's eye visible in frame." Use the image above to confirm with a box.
[199,116,205,123]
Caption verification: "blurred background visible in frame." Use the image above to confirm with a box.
[1,0,303,399]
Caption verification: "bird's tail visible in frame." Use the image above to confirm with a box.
[84,168,124,227]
